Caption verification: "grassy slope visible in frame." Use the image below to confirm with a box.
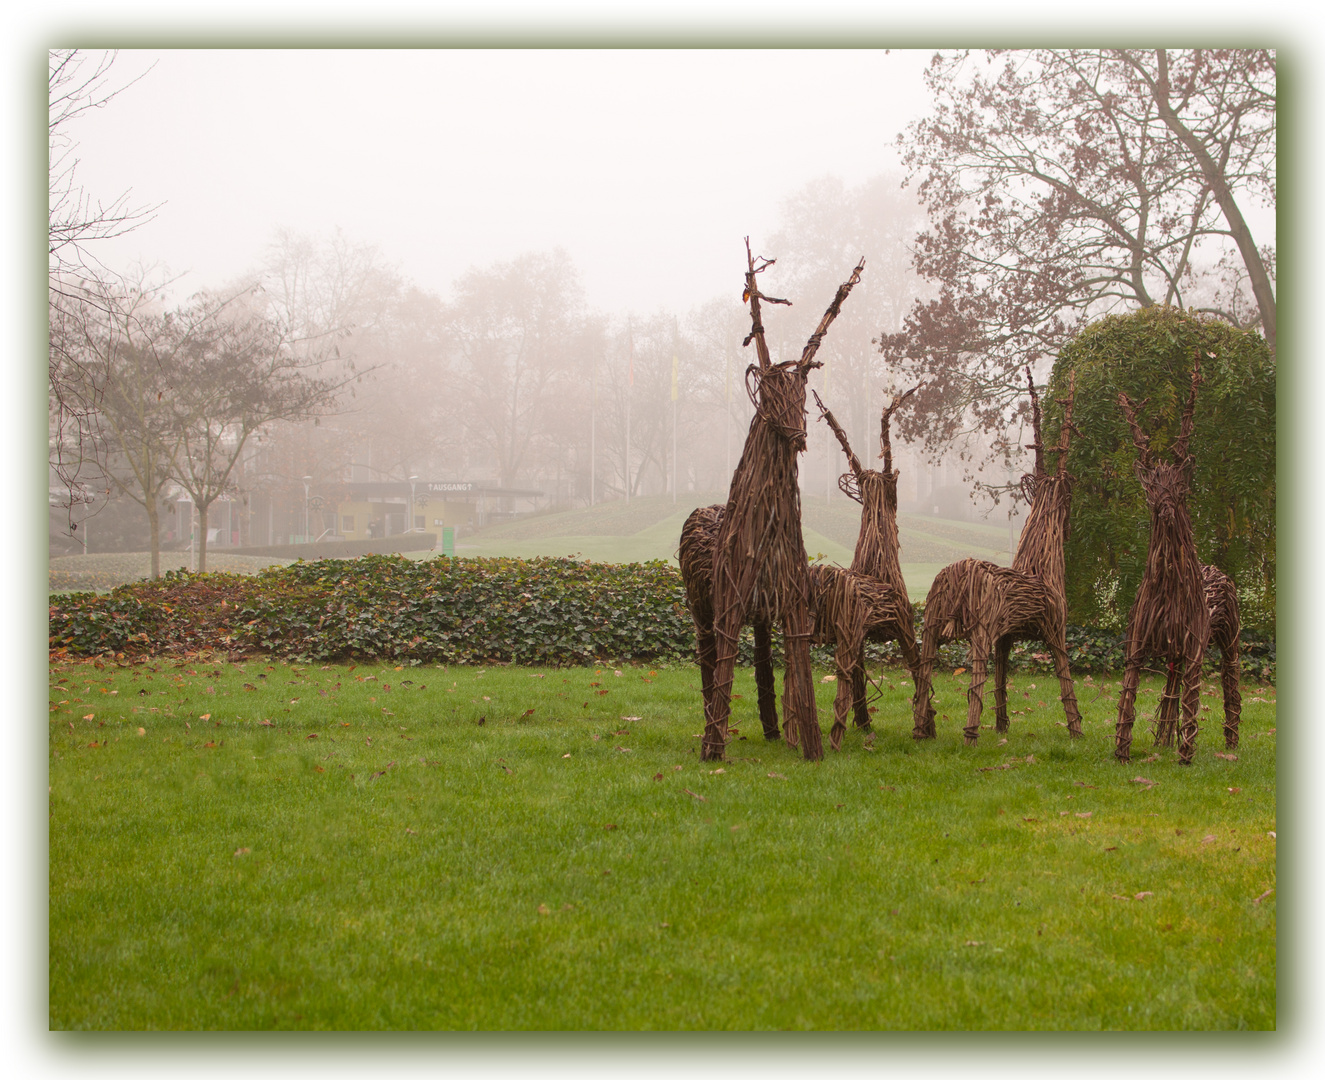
[49,658,1276,1030]
[49,496,1012,599]
[443,495,1012,599]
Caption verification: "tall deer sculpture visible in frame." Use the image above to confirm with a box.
[807,386,924,748]
[1114,358,1241,764]
[688,242,863,763]
[912,370,1082,744]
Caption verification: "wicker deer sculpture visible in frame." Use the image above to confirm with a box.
[1113,358,1241,764]
[807,386,924,748]
[912,370,1082,744]
[688,243,864,763]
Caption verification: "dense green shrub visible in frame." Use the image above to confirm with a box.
[47,555,1274,681]
[1045,307,1275,632]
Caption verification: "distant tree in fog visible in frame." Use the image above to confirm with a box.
[167,287,353,571]
[48,49,161,514]
[443,250,586,490]
[882,49,1276,468]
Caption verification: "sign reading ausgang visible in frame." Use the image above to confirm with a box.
[426,482,475,494]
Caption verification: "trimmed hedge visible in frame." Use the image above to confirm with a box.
[47,554,1276,681]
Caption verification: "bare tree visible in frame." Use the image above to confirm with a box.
[881,49,1275,473]
[48,51,161,514]
[167,288,354,571]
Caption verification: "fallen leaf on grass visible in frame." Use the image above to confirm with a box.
[136,727,145,736]
[683,788,707,802]
[538,904,551,915]
[963,939,982,946]
[1135,892,1153,900]
[1202,835,1216,843]
[1022,817,1040,823]
[1075,811,1092,818]
[1228,787,1242,794]
[520,709,535,718]
[653,772,664,781]
[621,716,642,722]
[604,823,618,831]
[1112,894,1132,901]
[615,746,632,753]
[673,765,683,771]
[83,714,94,721]
[1253,888,1274,905]
[768,772,786,779]
[260,719,273,727]
[1141,754,1160,763]
[709,767,725,774]
[306,733,318,740]
[821,674,836,682]
[200,713,212,721]
[1073,781,1096,788]
[1131,776,1155,787]
[234,848,250,857]
[562,753,571,759]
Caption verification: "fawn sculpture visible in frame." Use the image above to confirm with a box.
[806,386,924,748]
[912,370,1082,744]
[689,242,863,762]
[1114,358,1241,764]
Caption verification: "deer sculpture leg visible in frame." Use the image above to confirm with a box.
[963,631,991,745]
[703,564,750,760]
[992,638,1012,733]
[911,633,939,740]
[752,620,780,741]
[1177,652,1202,765]
[1114,650,1144,763]
[1155,663,1182,747]
[851,666,871,730]
[780,607,822,761]
[693,613,717,716]
[829,627,865,752]
[1220,636,1242,750]
[1048,636,1083,737]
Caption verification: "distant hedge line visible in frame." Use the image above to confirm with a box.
[47,554,1275,681]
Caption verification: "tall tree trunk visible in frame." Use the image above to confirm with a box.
[197,502,211,572]
[146,499,161,580]
[1148,50,1276,351]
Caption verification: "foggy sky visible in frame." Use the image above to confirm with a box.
[60,48,934,314]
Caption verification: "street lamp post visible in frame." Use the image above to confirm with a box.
[302,475,312,543]
[408,475,419,533]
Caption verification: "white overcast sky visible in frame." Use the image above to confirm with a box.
[65,47,933,314]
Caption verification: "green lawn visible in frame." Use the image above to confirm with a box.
[48,658,1276,1030]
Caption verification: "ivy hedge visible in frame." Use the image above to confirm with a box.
[47,554,1275,681]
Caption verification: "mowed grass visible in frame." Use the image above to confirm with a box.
[48,658,1276,1030]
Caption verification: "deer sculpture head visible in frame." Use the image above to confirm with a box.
[1118,358,1201,530]
[1018,368,1077,527]
[812,383,918,514]
[741,239,863,456]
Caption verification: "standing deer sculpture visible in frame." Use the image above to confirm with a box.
[807,386,924,748]
[1114,358,1241,764]
[681,382,922,753]
[690,241,864,763]
[912,370,1082,744]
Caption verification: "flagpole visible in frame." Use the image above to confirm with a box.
[626,321,633,505]
[671,319,678,505]
[590,353,596,507]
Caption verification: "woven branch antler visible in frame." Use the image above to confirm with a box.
[1172,355,1202,465]
[1117,391,1154,468]
[1052,370,1078,478]
[1025,368,1046,478]
[812,388,864,490]
[741,236,791,362]
[797,257,864,373]
[879,383,919,475]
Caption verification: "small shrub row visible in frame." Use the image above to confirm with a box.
[47,554,1275,681]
